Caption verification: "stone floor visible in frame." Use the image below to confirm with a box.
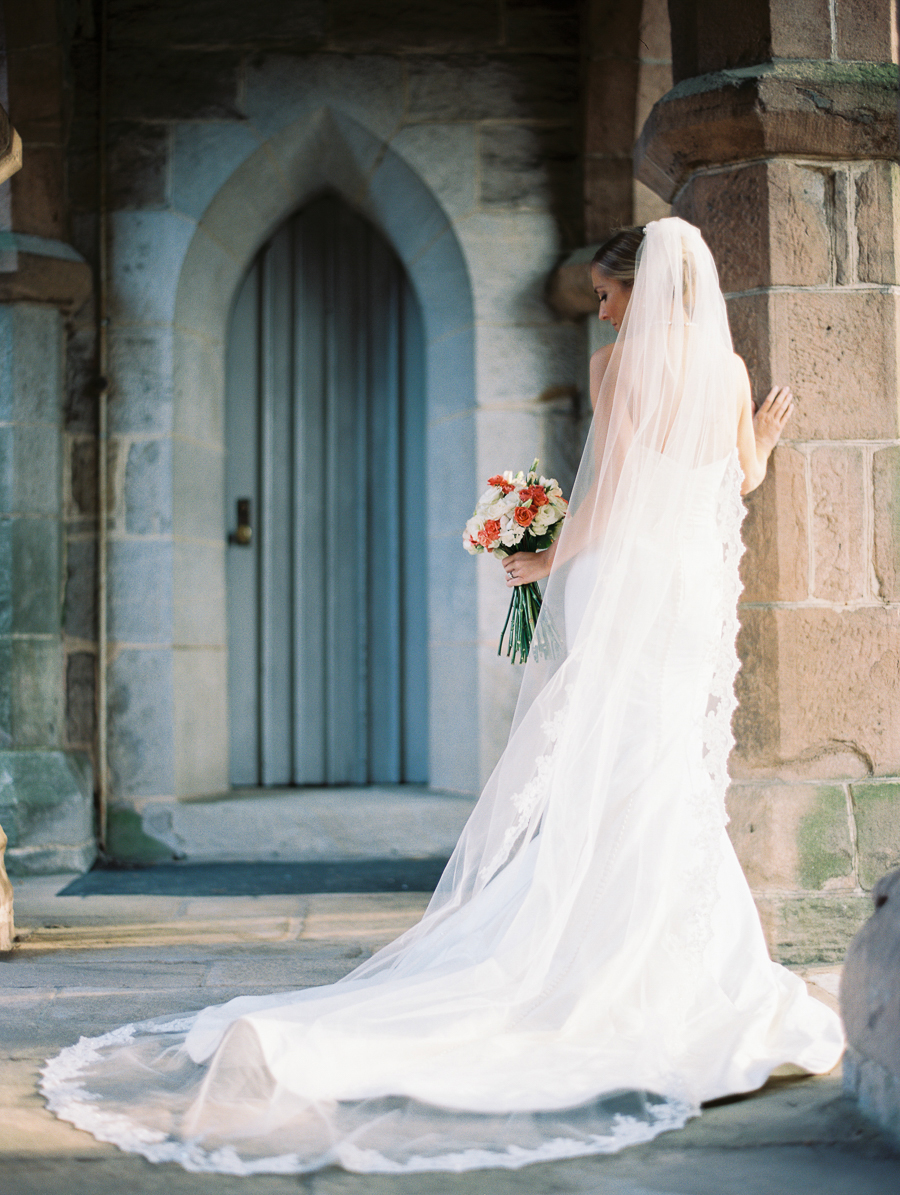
[1,874,899,1195]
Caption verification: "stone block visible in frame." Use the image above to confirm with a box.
[124,439,173,535]
[752,891,871,966]
[478,642,524,782]
[243,54,404,142]
[809,445,867,602]
[172,331,223,448]
[855,161,900,286]
[843,1047,900,1148]
[677,160,832,292]
[874,446,900,601]
[739,444,808,603]
[456,212,561,327]
[390,124,478,221]
[173,540,226,647]
[425,325,476,424]
[429,532,479,630]
[0,303,62,424]
[506,5,580,51]
[367,149,453,265]
[109,326,174,435]
[731,290,900,441]
[726,782,854,891]
[107,538,173,645]
[68,436,97,521]
[194,146,292,277]
[479,125,579,229]
[852,782,900,890]
[406,54,578,123]
[171,121,262,222]
[0,821,12,950]
[2,638,62,749]
[173,647,228,797]
[0,749,95,877]
[410,227,475,343]
[174,225,244,344]
[107,46,242,122]
[475,323,582,409]
[65,651,95,746]
[0,524,9,641]
[836,0,896,61]
[734,606,900,776]
[3,518,61,635]
[584,155,635,242]
[107,121,169,210]
[105,805,174,864]
[110,210,196,327]
[585,0,641,60]
[426,413,478,537]
[107,647,175,797]
[635,60,674,135]
[636,63,899,201]
[0,424,60,516]
[172,440,224,541]
[842,868,900,1132]
[9,146,66,240]
[64,537,96,643]
[428,640,479,795]
[64,324,98,436]
[105,0,325,47]
[7,45,64,142]
[585,57,641,154]
[328,0,498,49]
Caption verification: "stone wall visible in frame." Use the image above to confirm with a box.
[0,2,95,873]
[26,0,590,859]
[637,0,900,961]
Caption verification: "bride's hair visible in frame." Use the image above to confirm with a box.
[590,226,646,283]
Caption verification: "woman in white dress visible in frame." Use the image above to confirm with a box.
[41,218,844,1176]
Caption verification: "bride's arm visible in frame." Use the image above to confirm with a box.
[735,354,793,495]
[504,346,616,587]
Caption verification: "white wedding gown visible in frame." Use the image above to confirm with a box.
[41,219,844,1174]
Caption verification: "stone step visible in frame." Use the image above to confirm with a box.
[132,786,477,864]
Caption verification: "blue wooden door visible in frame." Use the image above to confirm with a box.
[226,194,428,786]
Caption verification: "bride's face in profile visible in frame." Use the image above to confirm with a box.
[591,267,632,333]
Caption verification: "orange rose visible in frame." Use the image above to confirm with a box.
[488,474,515,495]
[514,505,535,528]
[522,485,549,507]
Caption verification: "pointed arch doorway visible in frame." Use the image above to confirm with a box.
[225,194,428,788]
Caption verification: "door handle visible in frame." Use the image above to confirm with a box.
[228,497,252,546]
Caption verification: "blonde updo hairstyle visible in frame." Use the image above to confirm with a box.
[590,226,646,285]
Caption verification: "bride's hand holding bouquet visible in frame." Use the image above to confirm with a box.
[463,459,567,663]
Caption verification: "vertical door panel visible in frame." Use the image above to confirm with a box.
[227,193,428,787]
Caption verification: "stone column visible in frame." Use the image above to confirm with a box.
[0,4,96,875]
[637,0,900,962]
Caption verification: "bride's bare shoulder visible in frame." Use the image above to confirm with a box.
[589,344,615,410]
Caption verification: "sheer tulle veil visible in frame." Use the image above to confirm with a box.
[352,216,740,970]
[40,218,844,1175]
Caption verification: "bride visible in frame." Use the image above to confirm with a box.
[41,218,844,1175]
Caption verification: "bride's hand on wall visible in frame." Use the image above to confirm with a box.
[753,385,793,455]
[503,548,554,587]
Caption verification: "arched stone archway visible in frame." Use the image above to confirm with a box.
[168,108,478,801]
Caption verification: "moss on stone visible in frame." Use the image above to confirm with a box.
[797,785,853,890]
[106,807,173,864]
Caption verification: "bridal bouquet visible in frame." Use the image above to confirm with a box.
[463,460,567,663]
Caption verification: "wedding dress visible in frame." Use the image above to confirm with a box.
[41,218,843,1175]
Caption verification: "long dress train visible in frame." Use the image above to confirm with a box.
[40,218,844,1175]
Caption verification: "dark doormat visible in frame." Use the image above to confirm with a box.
[57,858,449,898]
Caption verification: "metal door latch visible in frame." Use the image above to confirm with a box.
[228,497,252,546]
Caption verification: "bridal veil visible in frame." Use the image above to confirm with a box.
[41,217,844,1174]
